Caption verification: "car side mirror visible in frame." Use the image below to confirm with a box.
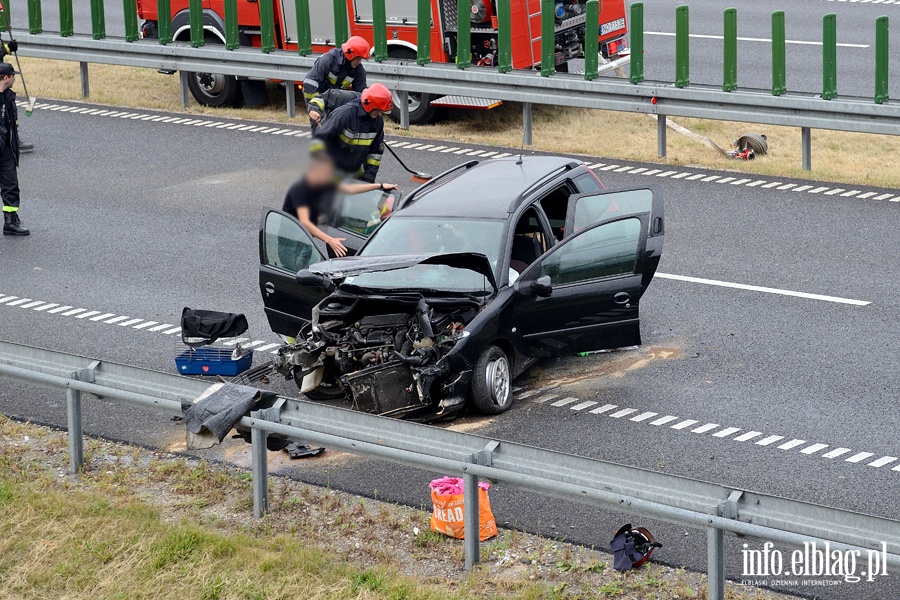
[530,275,553,298]
[296,269,335,292]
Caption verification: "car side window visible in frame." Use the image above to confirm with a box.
[540,218,641,286]
[573,189,653,232]
[336,190,394,237]
[263,211,319,274]
[573,172,604,194]
[538,184,572,241]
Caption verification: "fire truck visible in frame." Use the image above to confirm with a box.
[138,0,629,124]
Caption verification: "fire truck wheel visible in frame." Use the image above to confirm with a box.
[387,48,438,125]
[186,70,244,108]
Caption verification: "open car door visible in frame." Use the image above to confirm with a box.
[512,187,664,358]
[259,208,330,337]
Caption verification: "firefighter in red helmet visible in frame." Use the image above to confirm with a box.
[302,36,370,129]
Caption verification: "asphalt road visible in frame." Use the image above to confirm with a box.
[1,102,898,600]
[9,0,900,100]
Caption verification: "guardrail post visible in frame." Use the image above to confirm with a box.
[333,0,349,47]
[372,0,388,62]
[123,0,139,42]
[224,0,239,50]
[189,0,204,48]
[583,0,599,81]
[259,0,275,53]
[59,0,74,37]
[540,0,555,77]
[657,114,667,158]
[80,62,90,98]
[157,0,172,45]
[295,0,311,55]
[90,0,105,39]
[456,0,471,69]
[66,378,84,475]
[723,8,737,92]
[496,0,511,73]
[417,0,431,64]
[801,127,811,171]
[179,70,190,107]
[708,492,741,600]
[27,0,42,34]
[285,83,296,118]
[250,411,269,518]
[463,470,480,570]
[822,13,837,100]
[523,102,533,145]
[399,91,410,129]
[875,16,889,104]
[675,5,689,88]
[630,2,644,84]
[772,11,786,96]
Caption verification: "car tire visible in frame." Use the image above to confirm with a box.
[293,366,346,401]
[470,345,514,415]
[387,48,438,125]
[186,67,243,108]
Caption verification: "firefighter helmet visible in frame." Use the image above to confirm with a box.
[361,84,394,113]
[342,36,370,61]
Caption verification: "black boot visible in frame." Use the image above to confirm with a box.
[3,212,30,236]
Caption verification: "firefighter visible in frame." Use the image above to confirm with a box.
[307,88,359,135]
[0,62,27,236]
[302,35,369,116]
[310,84,392,184]
[0,38,32,154]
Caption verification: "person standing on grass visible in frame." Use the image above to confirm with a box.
[0,62,28,236]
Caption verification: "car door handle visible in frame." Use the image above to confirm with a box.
[264,282,275,296]
[614,292,630,305]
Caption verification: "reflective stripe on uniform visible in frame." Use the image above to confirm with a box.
[308,97,325,112]
[1,206,18,212]
[338,128,378,146]
[309,139,326,153]
[365,155,382,167]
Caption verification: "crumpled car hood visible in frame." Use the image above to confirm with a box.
[308,252,497,291]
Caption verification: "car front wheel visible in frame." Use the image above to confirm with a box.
[471,345,513,415]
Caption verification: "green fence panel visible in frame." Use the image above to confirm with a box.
[156,0,171,44]
[496,0,511,72]
[583,0,599,80]
[59,0,74,37]
[723,7,737,91]
[675,5,689,87]
[456,0,471,69]
[90,0,105,39]
[224,0,239,49]
[295,0,311,55]
[333,0,348,46]
[123,0,139,42]
[28,0,42,34]
[875,16,889,104]
[822,13,837,100]
[189,0,204,47]
[372,0,388,61]
[259,0,275,52]
[630,2,644,84]
[772,11,786,96]
[541,0,555,76]
[416,0,431,64]
[0,3,7,31]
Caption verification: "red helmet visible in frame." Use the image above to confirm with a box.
[361,84,394,113]
[342,36,370,61]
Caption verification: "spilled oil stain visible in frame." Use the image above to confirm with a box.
[532,346,682,389]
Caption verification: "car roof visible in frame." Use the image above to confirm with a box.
[398,155,581,219]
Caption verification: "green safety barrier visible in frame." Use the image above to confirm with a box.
[189,0,204,47]
[259,0,275,53]
[675,5,689,88]
[123,0,139,42]
[772,11,786,96]
[295,0,312,55]
[583,0,599,81]
[417,0,430,65]
[822,13,836,100]
[541,0,554,77]
[456,0,471,69]
[28,0,42,35]
[723,8,737,92]
[60,0,74,37]
[875,16,889,104]
[0,4,7,31]
[224,0,239,50]
[630,2,644,84]
[333,0,348,47]
[90,0,105,39]
[372,0,388,62]
[157,0,172,45]
[496,0,511,72]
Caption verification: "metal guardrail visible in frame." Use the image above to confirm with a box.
[1,339,899,600]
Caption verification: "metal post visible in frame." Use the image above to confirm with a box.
[540,0,555,76]
[66,384,84,475]
[79,61,90,98]
[707,517,725,600]
[723,8,737,92]
[874,16,889,104]
[332,0,349,47]
[496,0,511,73]
[259,0,275,53]
[285,83,296,118]
[295,0,312,56]
[657,114,667,158]
[28,0,43,34]
[772,11,786,96]
[399,90,410,130]
[801,126,811,171]
[250,412,269,518]
[123,0,139,42]
[179,70,190,108]
[456,0,471,69]
[675,5,689,88]
[463,472,480,570]
[416,0,431,65]
[59,0,74,37]
[189,0,204,48]
[630,2,644,84]
[224,0,240,50]
[90,0,105,39]
[523,102,533,146]
[372,0,387,62]
[584,0,599,81]
[822,13,837,100]
[157,0,172,45]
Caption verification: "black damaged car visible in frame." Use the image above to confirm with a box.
[259,156,664,420]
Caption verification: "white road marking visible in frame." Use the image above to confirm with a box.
[643,169,663,176]
[846,452,875,463]
[825,188,845,195]
[570,401,598,411]
[89,313,116,322]
[163,327,182,335]
[532,394,558,404]
[822,447,852,459]
[777,439,807,450]
[746,180,767,187]
[645,31,869,48]
[868,456,897,468]
[716,177,736,184]
[0,295,18,304]
[133,321,158,330]
[222,338,250,346]
[117,318,144,327]
[671,172,691,179]
[551,397,579,407]
[630,411,659,422]
[62,308,87,316]
[730,179,752,186]
[649,415,678,426]
[75,311,101,319]
[800,443,829,455]
[5,298,32,306]
[713,427,742,438]
[808,187,830,194]
[32,303,59,312]
[755,435,784,446]
[46,305,73,314]
[656,170,678,177]
[148,323,174,332]
[874,194,894,200]
[103,316,132,325]
[733,431,764,442]
[793,185,813,192]
[516,389,543,400]
[19,300,46,309]
[609,408,638,418]
[589,404,618,415]
[671,419,699,430]
[655,273,870,306]
[601,164,620,171]
[255,343,281,352]
[692,423,719,434]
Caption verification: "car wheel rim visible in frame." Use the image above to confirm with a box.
[391,90,423,113]
[485,356,510,407]
[196,72,226,96]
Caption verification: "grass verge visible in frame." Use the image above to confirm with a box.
[17,56,900,190]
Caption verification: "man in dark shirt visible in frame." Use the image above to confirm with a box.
[0,62,27,236]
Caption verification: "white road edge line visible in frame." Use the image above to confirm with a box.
[655,273,870,306]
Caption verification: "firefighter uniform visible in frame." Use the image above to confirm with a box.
[311,99,384,184]
[302,48,367,105]
[307,89,360,134]
[0,62,27,236]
